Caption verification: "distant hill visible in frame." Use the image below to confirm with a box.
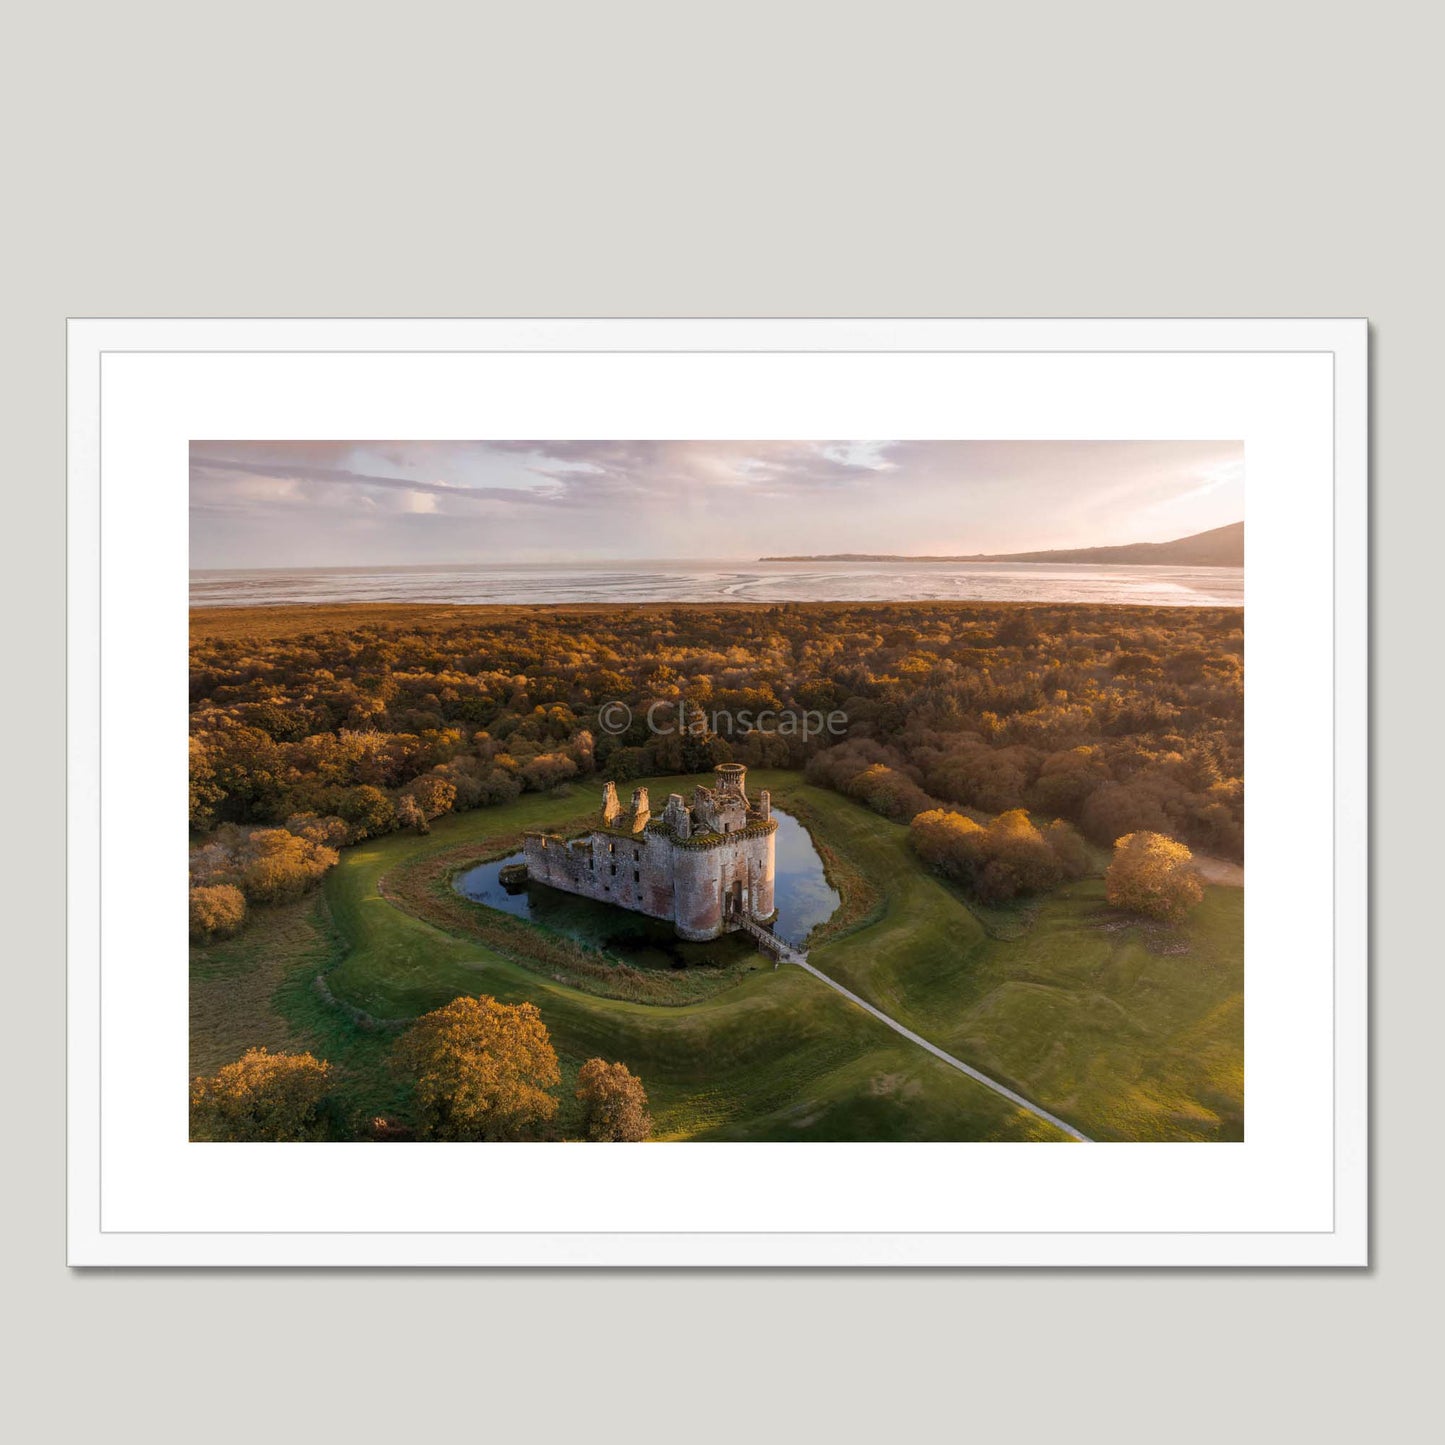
[762,521,1244,567]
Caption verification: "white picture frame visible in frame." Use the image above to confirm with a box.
[67,317,1367,1267]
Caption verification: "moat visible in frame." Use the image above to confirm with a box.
[454,806,839,972]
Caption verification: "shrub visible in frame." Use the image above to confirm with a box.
[190,1047,332,1140]
[189,824,339,905]
[575,1058,653,1141]
[983,809,1064,897]
[1105,831,1204,923]
[189,883,247,943]
[231,828,339,903]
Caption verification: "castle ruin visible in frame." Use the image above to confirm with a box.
[521,763,778,941]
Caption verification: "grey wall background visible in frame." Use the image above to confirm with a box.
[5,1,1433,1439]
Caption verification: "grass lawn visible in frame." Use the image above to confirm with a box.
[190,769,1243,1141]
[796,792,1244,1141]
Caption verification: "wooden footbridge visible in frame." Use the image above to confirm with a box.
[733,914,808,967]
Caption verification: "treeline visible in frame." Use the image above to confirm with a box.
[189,601,1243,907]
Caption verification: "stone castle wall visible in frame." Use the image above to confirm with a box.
[522,827,677,925]
[521,767,777,941]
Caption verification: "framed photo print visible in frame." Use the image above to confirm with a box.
[67,317,1367,1265]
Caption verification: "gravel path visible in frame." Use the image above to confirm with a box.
[792,957,1094,1143]
[1192,854,1245,887]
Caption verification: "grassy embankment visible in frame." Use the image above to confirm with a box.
[192,768,1242,1142]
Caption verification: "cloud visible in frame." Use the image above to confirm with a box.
[190,453,563,507]
[190,439,1244,568]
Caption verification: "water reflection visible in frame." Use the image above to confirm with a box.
[453,807,839,968]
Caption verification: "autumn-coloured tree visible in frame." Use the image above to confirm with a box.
[519,751,579,793]
[984,809,1065,896]
[909,806,1086,902]
[189,883,247,942]
[283,811,351,848]
[190,824,339,905]
[327,783,396,840]
[1080,781,1172,848]
[1105,830,1204,923]
[190,1047,332,1140]
[1043,818,1092,879]
[394,995,561,1140]
[909,808,987,877]
[189,735,225,829]
[575,1058,653,1141]
[395,793,428,834]
[842,762,933,822]
[402,773,458,822]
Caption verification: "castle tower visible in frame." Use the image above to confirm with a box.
[757,788,771,821]
[600,780,621,827]
[713,762,748,803]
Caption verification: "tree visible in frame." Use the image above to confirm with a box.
[982,808,1063,898]
[1105,831,1204,923]
[189,823,339,905]
[332,783,396,840]
[284,812,350,848]
[575,1058,652,1141]
[844,763,932,822]
[189,736,225,828]
[230,827,340,902]
[927,742,1031,813]
[403,773,458,820]
[1043,818,1092,878]
[189,883,247,942]
[190,1047,332,1140]
[395,793,428,834]
[519,751,579,793]
[1080,781,1172,847]
[394,995,561,1140]
[909,806,1068,902]
[909,808,986,879]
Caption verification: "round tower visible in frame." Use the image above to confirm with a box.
[713,762,748,802]
[672,843,723,940]
[750,823,776,922]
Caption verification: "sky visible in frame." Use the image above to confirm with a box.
[190,440,1244,569]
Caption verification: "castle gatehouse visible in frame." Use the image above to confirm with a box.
[521,763,778,941]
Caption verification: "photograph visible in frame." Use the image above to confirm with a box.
[189,438,1245,1145]
[18,0,1416,1426]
